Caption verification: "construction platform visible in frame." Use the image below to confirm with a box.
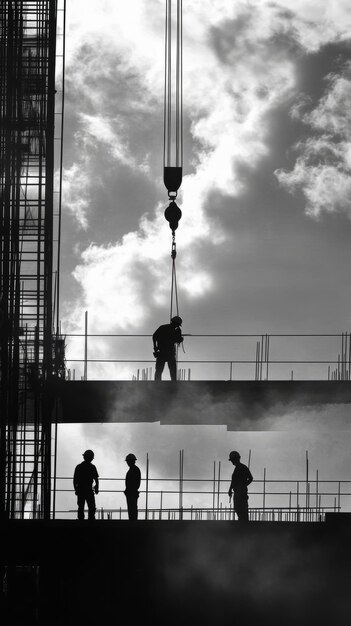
[49,379,351,429]
[1,516,350,625]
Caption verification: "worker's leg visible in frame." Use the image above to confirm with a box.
[77,493,85,520]
[234,496,249,521]
[86,490,96,520]
[155,356,166,380]
[126,493,138,521]
[168,356,177,381]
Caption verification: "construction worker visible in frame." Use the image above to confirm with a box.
[153,315,183,380]
[124,453,141,521]
[228,450,253,522]
[73,449,99,520]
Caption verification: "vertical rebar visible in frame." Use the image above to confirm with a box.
[179,449,184,519]
[297,480,299,510]
[83,310,88,381]
[217,461,221,515]
[265,334,270,380]
[52,407,58,520]
[145,452,149,520]
[340,333,344,380]
[316,469,319,510]
[212,461,216,512]
[305,450,309,509]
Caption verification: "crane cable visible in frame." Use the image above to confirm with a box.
[162,1,185,362]
[163,0,183,173]
[170,233,185,354]
[170,234,179,320]
[163,0,183,329]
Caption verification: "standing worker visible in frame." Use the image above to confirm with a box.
[228,450,253,522]
[124,453,141,521]
[73,449,99,521]
[153,316,183,380]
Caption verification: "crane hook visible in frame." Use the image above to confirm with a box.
[164,199,182,233]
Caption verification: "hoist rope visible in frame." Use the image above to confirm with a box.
[170,241,185,356]
[163,0,183,171]
[170,236,179,320]
[176,0,182,167]
[163,1,183,343]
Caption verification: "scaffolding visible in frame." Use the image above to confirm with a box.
[0,1,65,519]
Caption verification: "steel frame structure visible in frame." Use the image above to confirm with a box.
[0,0,65,519]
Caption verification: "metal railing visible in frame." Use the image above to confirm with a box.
[60,329,351,381]
[50,475,350,522]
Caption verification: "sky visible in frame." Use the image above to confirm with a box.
[55,0,351,516]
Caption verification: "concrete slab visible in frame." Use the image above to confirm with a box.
[1,518,350,625]
[49,379,351,429]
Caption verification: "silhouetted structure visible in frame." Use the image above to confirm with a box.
[0,1,64,519]
[153,316,183,380]
[228,450,253,521]
[124,453,141,520]
[73,450,99,520]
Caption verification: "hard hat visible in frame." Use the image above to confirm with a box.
[125,453,137,462]
[171,315,182,326]
[83,449,94,461]
[229,450,241,460]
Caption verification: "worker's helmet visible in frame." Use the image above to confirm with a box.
[171,315,182,326]
[83,449,94,461]
[125,453,137,462]
[229,450,241,461]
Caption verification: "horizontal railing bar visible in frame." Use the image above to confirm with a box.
[54,476,351,484]
[64,359,350,364]
[55,490,351,496]
[62,333,347,338]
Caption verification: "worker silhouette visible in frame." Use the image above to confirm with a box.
[228,450,253,521]
[124,453,141,521]
[73,449,99,521]
[153,315,183,380]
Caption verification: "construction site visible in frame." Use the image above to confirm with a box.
[1,2,351,624]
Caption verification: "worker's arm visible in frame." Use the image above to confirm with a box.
[175,328,183,344]
[152,331,158,351]
[247,469,253,486]
[153,330,161,356]
[73,467,78,494]
[94,469,99,494]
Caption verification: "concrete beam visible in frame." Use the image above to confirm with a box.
[49,379,351,430]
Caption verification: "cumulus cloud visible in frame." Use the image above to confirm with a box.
[61,2,300,338]
[61,1,351,369]
[275,64,351,218]
[54,0,351,509]
[60,162,90,229]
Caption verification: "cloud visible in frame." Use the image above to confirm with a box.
[61,2,301,338]
[79,113,140,169]
[275,64,351,218]
[60,1,351,369]
[60,163,90,230]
